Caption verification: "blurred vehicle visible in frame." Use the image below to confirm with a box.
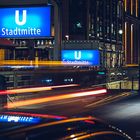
[0,112,132,140]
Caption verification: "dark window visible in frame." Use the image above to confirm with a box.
[69,0,87,35]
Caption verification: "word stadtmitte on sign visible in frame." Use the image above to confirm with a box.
[2,27,41,36]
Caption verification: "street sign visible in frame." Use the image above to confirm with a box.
[0,6,51,38]
[61,50,100,66]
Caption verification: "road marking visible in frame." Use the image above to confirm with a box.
[85,92,131,108]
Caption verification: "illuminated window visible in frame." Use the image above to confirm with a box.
[124,0,127,11]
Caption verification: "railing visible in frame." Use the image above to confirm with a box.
[0,68,138,91]
[0,70,35,89]
[107,80,138,91]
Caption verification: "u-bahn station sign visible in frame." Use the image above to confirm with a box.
[61,50,100,66]
[0,6,51,38]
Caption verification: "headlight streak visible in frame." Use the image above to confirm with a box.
[5,89,107,108]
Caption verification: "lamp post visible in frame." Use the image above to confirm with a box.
[65,35,69,40]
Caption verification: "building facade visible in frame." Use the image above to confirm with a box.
[62,0,140,69]
[62,0,124,69]
[124,0,140,64]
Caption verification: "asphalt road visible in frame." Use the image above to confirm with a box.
[89,94,140,140]
[6,87,139,139]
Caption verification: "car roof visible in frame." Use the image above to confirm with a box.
[0,111,132,140]
[0,111,67,134]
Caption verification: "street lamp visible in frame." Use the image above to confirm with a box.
[65,35,69,40]
[119,29,123,34]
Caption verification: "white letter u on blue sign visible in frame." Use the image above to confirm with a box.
[15,10,27,26]
[74,51,81,60]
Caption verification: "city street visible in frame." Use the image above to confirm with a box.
[6,87,139,140]
[0,0,139,140]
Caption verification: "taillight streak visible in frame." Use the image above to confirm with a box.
[3,112,67,119]
[0,84,79,95]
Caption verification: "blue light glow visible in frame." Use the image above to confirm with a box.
[61,50,100,66]
[0,115,41,123]
[0,6,51,38]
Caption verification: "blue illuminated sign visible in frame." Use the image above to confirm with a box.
[61,50,100,66]
[0,115,41,123]
[0,6,51,38]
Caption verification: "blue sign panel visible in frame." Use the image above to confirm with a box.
[0,115,41,123]
[61,50,100,66]
[0,6,51,38]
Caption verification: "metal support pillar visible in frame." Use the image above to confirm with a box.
[26,39,35,60]
[51,0,61,61]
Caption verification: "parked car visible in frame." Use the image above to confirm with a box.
[0,111,132,140]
